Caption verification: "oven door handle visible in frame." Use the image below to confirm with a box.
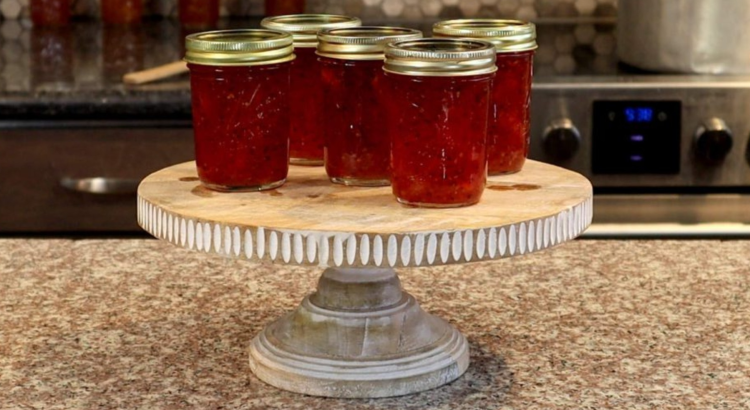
[60,177,140,195]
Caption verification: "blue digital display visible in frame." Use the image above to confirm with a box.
[624,107,654,123]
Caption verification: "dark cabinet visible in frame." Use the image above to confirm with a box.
[0,120,194,232]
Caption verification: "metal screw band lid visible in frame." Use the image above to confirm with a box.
[317,26,423,60]
[185,29,295,66]
[433,19,538,53]
[383,38,497,77]
[261,14,362,48]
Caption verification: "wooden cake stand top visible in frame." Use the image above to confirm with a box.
[137,160,593,268]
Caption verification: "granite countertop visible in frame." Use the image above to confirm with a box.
[1,238,748,409]
[0,19,618,119]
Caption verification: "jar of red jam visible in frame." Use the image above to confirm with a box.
[185,30,295,191]
[101,0,143,25]
[261,14,361,165]
[179,0,220,28]
[383,39,497,208]
[30,0,71,26]
[434,20,537,175]
[317,27,422,186]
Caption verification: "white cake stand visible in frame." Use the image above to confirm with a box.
[137,160,592,398]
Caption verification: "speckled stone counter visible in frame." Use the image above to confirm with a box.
[1,239,748,409]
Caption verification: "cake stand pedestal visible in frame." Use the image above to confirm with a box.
[137,160,592,398]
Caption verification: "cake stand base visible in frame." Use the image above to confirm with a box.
[248,268,470,398]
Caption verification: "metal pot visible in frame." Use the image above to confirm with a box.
[617,0,750,74]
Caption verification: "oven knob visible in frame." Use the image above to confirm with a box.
[543,119,581,161]
[695,118,733,163]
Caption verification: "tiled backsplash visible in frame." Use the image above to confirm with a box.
[1,0,617,20]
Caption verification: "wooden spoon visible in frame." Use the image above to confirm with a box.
[123,61,188,85]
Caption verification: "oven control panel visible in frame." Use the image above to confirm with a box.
[529,77,750,188]
[591,101,682,174]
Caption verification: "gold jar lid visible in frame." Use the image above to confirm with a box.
[185,29,295,66]
[317,26,423,60]
[261,14,362,48]
[383,38,497,77]
[433,19,538,53]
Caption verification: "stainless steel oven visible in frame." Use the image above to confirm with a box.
[528,22,750,237]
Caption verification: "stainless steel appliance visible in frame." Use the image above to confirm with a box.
[529,22,750,237]
[617,0,750,74]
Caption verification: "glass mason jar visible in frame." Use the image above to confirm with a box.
[317,27,422,186]
[261,14,361,165]
[434,20,537,175]
[383,39,497,208]
[101,0,143,25]
[185,30,295,191]
[179,0,220,29]
[30,0,71,26]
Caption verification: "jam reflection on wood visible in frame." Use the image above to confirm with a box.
[385,73,493,207]
[488,51,535,175]
[30,0,70,26]
[321,58,390,185]
[189,63,291,190]
[289,47,325,164]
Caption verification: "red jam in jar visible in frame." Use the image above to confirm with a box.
[434,19,537,175]
[101,0,143,25]
[30,0,71,26]
[383,39,497,208]
[179,0,220,28]
[185,29,295,191]
[261,14,361,165]
[317,27,422,186]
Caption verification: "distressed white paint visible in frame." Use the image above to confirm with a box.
[527,221,535,253]
[498,227,507,257]
[257,227,266,259]
[414,234,425,266]
[387,235,398,267]
[137,191,592,268]
[307,235,317,263]
[346,235,357,265]
[269,231,279,261]
[463,231,473,262]
[188,220,195,249]
[488,227,497,259]
[440,233,450,264]
[360,234,370,265]
[213,224,222,253]
[427,234,438,264]
[294,234,304,264]
[196,222,203,251]
[476,229,486,259]
[333,236,344,267]
[452,231,462,262]
[373,235,383,266]
[319,236,330,266]
[233,227,241,257]
[400,236,411,266]
[282,232,292,263]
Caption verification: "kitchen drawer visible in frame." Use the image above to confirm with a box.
[0,120,194,232]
